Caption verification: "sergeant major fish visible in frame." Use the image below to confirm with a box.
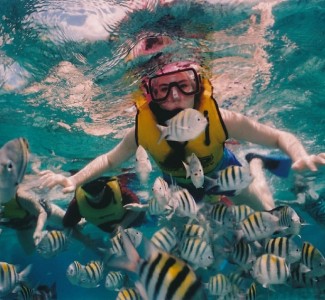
[135,145,152,184]
[0,138,29,204]
[205,165,253,195]
[106,226,205,300]
[78,261,104,288]
[156,108,208,143]
[0,262,31,297]
[105,271,127,291]
[182,153,204,188]
[36,229,70,258]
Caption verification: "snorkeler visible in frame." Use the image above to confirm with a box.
[62,175,145,234]
[39,57,325,211]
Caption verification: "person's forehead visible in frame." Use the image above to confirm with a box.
[152,72,190,85]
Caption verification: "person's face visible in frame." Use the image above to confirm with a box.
[149,69,198,111]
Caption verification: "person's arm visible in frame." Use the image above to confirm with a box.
[17,188,47,246]
[220,108,325,171]
[40,127,138,193]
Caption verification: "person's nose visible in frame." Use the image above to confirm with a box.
[170,86,180,100]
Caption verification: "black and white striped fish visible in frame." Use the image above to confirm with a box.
[66,261,85,286]
[205,273,233,297]
[264,236,302,264]
[151,227,178,252]
[239,211,283,242]
[156,108,208,143]
[79,261,104,288]
[179,237,214,269]
[251,254,290,288]
[205,165,253,195]
[170,188,198,219]
[36,230,70,259]
[182,153,204,188]
[300,241,325,277]
[229,239,256,270]
[105,271,127,291]
[0,262,31,297]
[106,226,205,300]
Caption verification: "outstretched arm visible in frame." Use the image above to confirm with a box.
[220,109,325,171]
[17,188,47,246]
[40,127,138,193]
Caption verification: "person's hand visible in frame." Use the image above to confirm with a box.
[33,230,43,246]
[292,153,325,172]
[39,170,76,193]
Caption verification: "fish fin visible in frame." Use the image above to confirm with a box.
[299,263,311,273]
[135,281,149,300]
[182,161,191,178]
[18,264,32,282]
[245,152,292,178]
[203,176,219,192]
[156,124,167,144]
[123,203,148,212]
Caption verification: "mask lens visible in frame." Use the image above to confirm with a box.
[148,68,199,102]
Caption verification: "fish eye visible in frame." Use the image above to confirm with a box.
[7,160,13,171]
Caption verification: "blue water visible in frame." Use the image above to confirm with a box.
[1,0,325,299]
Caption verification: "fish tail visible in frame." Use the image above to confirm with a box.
[204,176,220,192]
[18,264,32,282]
[156,124,167,144]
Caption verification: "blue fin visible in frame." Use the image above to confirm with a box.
[245,152,292,178]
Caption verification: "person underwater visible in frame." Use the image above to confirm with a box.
[63,175,145,234]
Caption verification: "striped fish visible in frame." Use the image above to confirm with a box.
[116,288,142,300]
[156,108,208,143]
[36,230,69,258]
[105,271,127,291]
[135,145,152,184]
[205,273,233,297]
[15,282,34,300]
[106,226,205,300]
[178,224,209,242]
[230,239,256,270]
[66,261,85,286]
[182,153,204,188]
[110,228,143,257]
[229,205,255,224]
[0,262,31,297]
[246,282,257,300]
[300,241,325,277]
[268,205,302,236]
[209,203,234,228]
[239,211,282,242]
[289,263,321,288]
[265,236,302,264]
[170,188,198,219]
[251,254,290,288]
[79,261,104,288]
[152,176,170,207]
[205,165,253,195]
[151,227,178,252]
[179,237,214,269]
[123,198,173,217]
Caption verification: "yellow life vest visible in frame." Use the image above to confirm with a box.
[1,196,28,219]
[135,77,228,178]
[76,178,126,226]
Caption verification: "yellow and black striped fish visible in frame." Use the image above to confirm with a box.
[36,230,69,258]
[116,288,142,300]
[301,241,325,277]
[151,227,178,252]
[106,226,206,300]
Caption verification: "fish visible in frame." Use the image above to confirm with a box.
[78,261,104,288]
[105,271,127,291]
[179,237,214,269]
[204,165,253,195]
[14,282,34,300]
[135,145,152,184]
[228,204,255,224]
[124,198,173,217]
[32,282,57,300]
[300,241,325,277]
[0,138,29,204]
[170,188,198,219]
[178,223,210,242]
[268,205,303,236]
[239,211,283,242]
[106,226,205,300]
[156,108,208,143]
[116,288,142,300]
[228,239,256,270]
[251,254,290,289]
[152,176,170,207]
[0,262,31,297]
[66,261,85,286]
[209,202,234,228]
[109,228,143,257]
[264,236,302,264]
[205,273,233,297]
[182,153,204,188]
[36,230,70,258]
[150,226,178,252]
[245,282,257,300]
